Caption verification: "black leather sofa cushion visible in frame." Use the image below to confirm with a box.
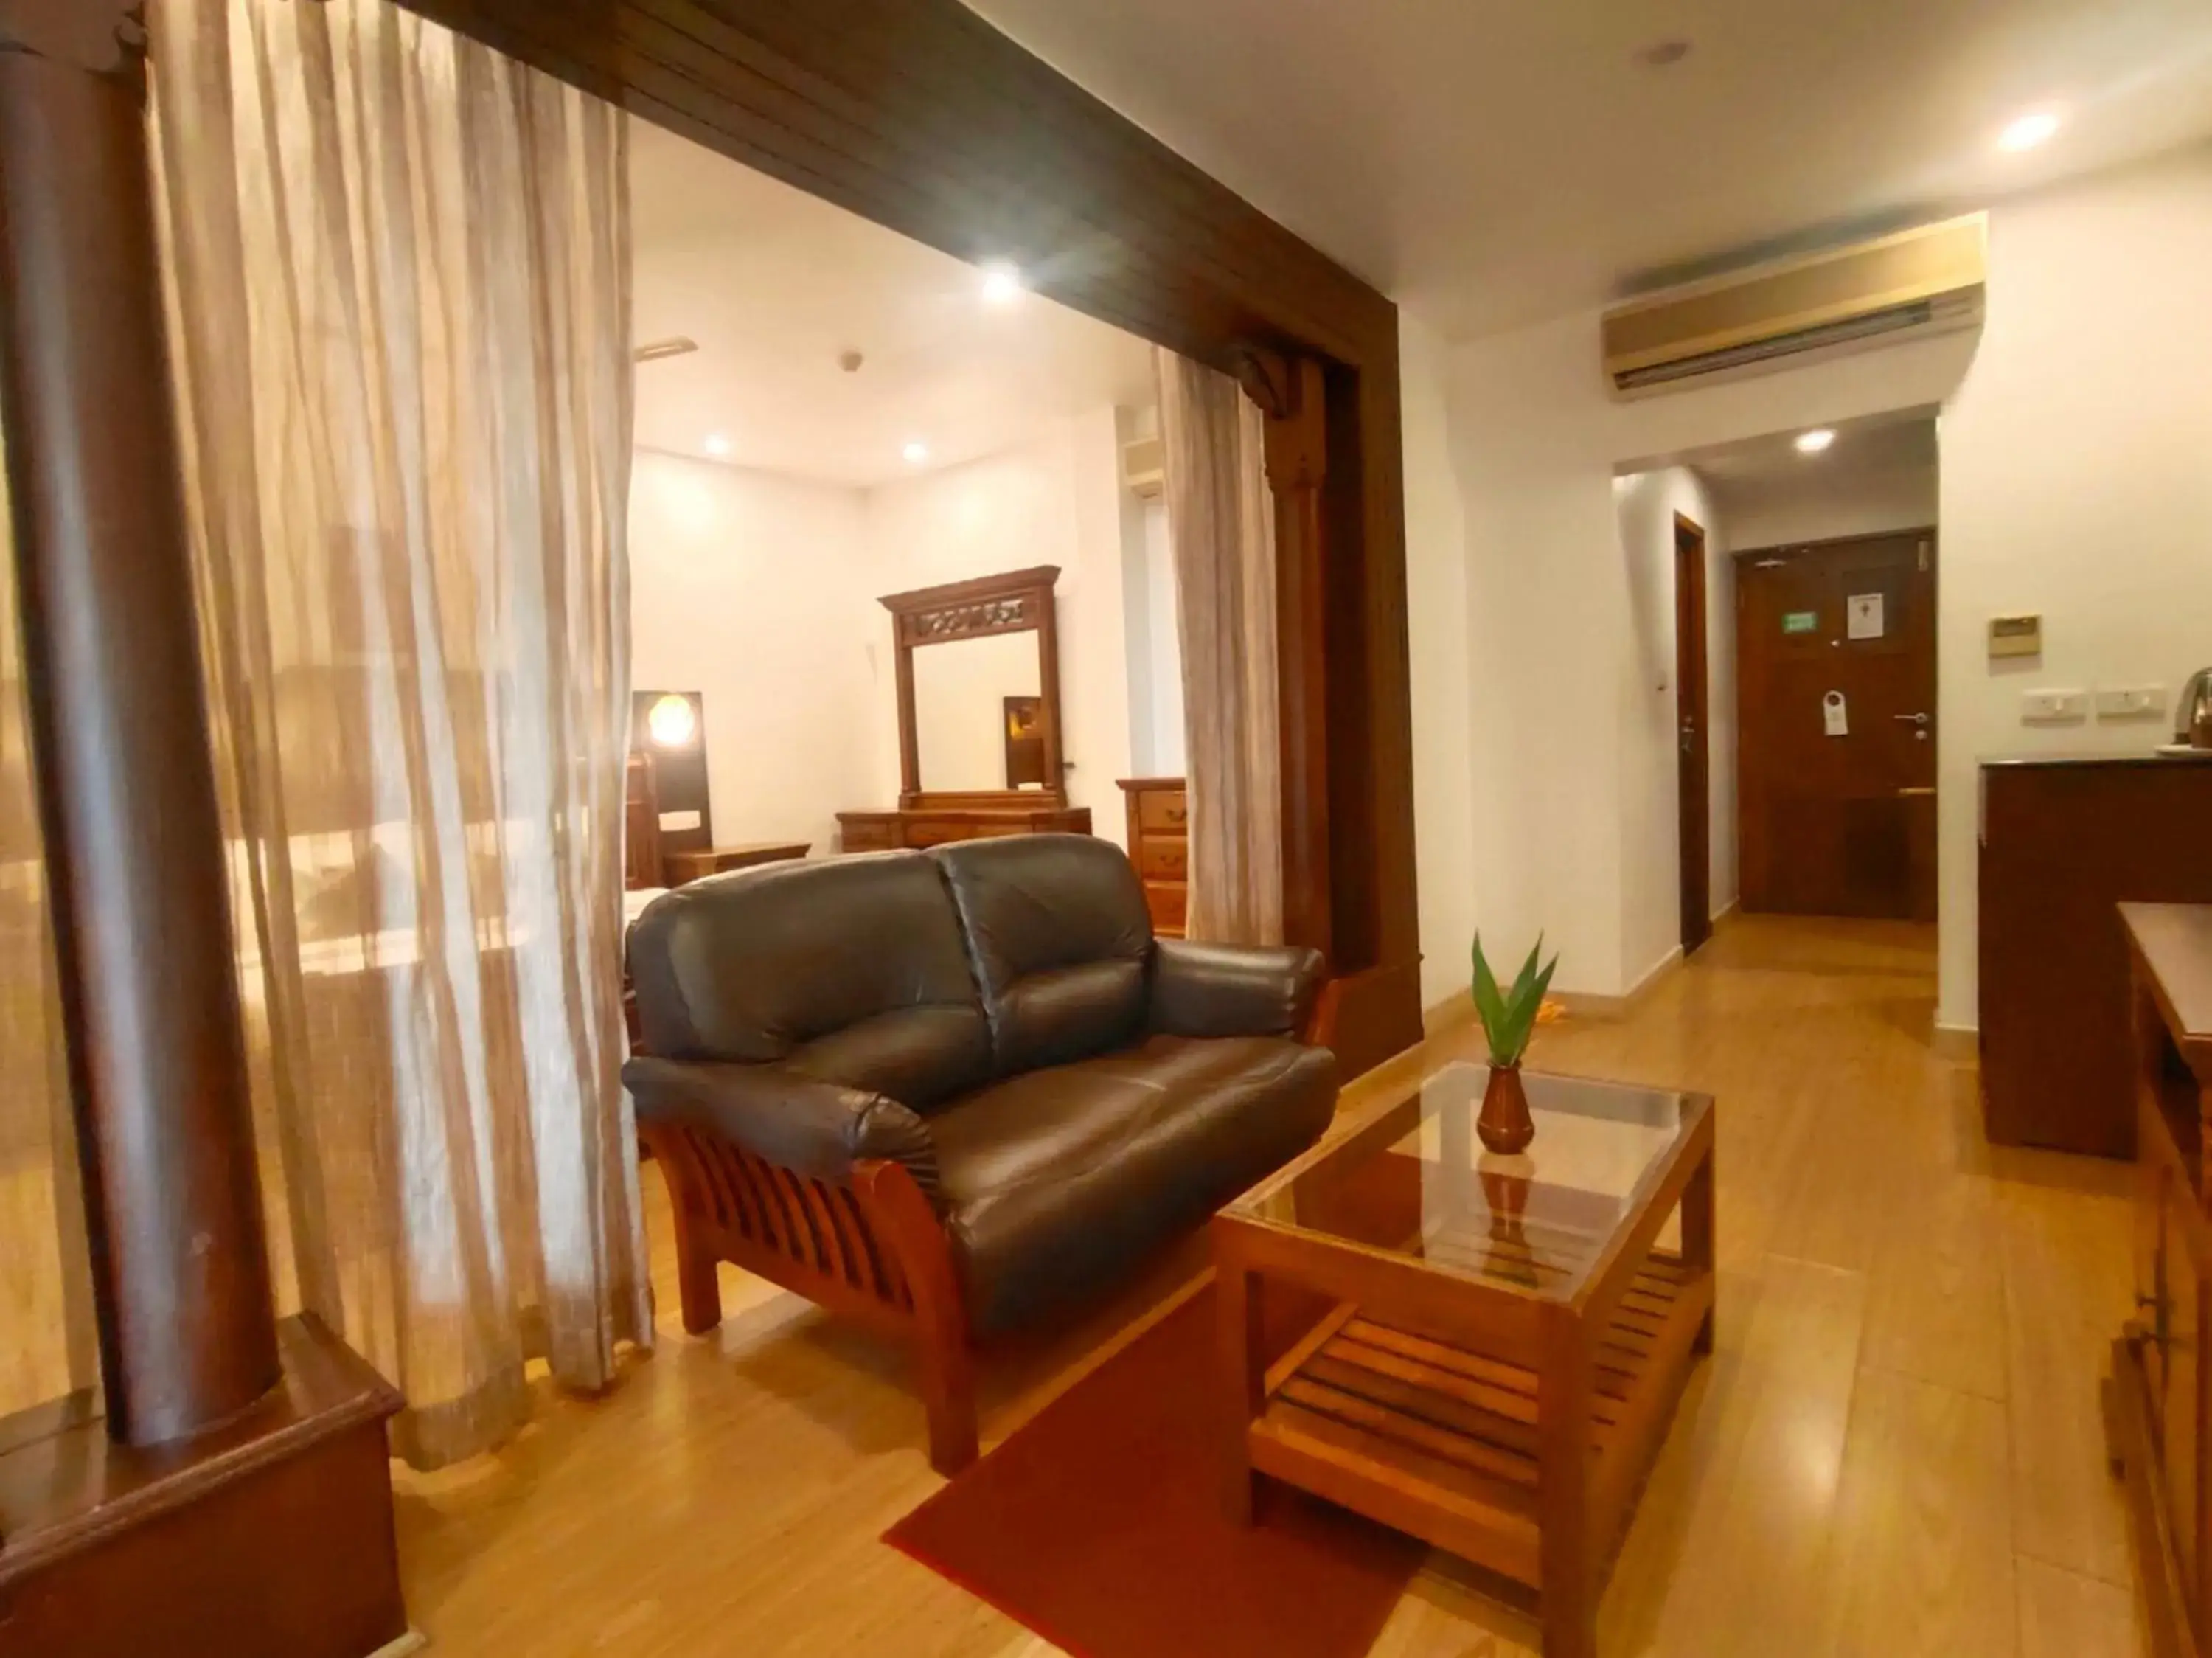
[627,850,991,1110]
[934,834,1153,1076]
[933,1033,1338,1336]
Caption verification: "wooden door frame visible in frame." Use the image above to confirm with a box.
[1673,514,1711,955]
[388,0,1425,1074]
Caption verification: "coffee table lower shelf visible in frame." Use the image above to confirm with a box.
[1247,1252,1714,1590]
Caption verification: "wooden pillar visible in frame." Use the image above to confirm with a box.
[0,10,408,1656]
[1234,346,1334,962]
[0,4,280,1449]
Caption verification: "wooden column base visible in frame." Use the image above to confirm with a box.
[1325,958,1426,1080]
[0,1316,409,1658]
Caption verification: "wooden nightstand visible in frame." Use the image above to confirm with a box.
[663,841,810,886]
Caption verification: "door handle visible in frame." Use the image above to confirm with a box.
[1893,712,1930,726]
[1896,786,1935,799]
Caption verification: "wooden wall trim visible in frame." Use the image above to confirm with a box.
[397,0,1426,1067]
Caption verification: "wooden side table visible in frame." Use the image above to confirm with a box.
[1216,1063,1716,1658]
[663,840,810,886]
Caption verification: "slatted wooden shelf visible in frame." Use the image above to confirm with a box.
[1248,1250,1713,1588]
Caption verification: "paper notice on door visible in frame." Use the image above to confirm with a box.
[1846,592,1885,640]
[1823,691,1848,737]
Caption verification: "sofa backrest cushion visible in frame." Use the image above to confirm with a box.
[627,851,991,1111]
[933,835,1153,1075]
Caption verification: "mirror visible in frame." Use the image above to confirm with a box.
[912,632,1044,792]
[880,564,1065,808]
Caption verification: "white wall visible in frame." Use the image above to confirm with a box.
[631,405,1172,857]
[1611,467,1735,988]
[629,453,874,854]
[1402,313,1477,1009]
[1411,141,2212,1023]
[1934,146,2212,1029]
[1718,459,1938,551]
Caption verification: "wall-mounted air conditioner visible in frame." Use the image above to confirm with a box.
[1122,435,1164,499]
[1601,214,1986,397]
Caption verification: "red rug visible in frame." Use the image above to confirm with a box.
[884,1286,1422,1658]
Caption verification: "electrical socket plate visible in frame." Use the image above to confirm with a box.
[2021,689,2089,724]
[2095,685,2164,721]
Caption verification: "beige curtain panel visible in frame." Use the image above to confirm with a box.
[0,435,102,1423]
[133,0,650,1468]
[1155,349,1284,946]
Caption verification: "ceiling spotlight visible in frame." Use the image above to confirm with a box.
[703,434,733,458]
[1795,429,1836,454]
[1997,110,2062,153]
[902,440,931,465]
[979,260,1024,305]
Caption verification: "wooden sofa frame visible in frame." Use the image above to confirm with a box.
[645,982,1343,1475]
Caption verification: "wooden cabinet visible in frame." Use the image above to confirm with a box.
[1979,755,2212,1157]
[2109,904,2212,1658]
[836,805,1091,852]
[1118,777,1188,937]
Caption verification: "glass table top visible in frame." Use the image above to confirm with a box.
[1228,1061,1711,1303]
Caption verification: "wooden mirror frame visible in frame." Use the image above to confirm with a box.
[881,564,1064,811]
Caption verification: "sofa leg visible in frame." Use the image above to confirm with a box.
[917,1330,978,1475]
[676,1236,723,1336]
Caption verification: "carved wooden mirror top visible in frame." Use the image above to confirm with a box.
[880,564,1064,809]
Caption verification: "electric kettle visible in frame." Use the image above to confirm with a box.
[2180,667,2212,749]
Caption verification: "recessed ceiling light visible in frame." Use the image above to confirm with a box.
[902,440,931,465]
[1997,110,2062,153]
[979,260,1024,305]
[1795,429,1836,454]
[703,434,733,458]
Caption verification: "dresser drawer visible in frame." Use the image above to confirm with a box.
[1138,839,1189,882]
[1144,881,1188,934]
[1138,789,1189,835]
[838,819,897,852]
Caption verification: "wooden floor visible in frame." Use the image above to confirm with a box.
[391,915,2141,1656]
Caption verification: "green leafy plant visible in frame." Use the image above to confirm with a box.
[1470,933,1559,1068]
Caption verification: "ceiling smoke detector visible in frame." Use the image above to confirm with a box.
[1632,38,1693,69]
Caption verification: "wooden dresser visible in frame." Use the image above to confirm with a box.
[838,804,1090,851]
[1979,754,2212,1157]
[1118,777,1188,937]
[2108,903,2212,1658]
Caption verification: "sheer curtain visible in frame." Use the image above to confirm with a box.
[1155,349,1284,946]
[147,0,649,1468]
[0,431,100,1421]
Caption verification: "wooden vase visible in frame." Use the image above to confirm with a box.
[1478,1063,1536,1154]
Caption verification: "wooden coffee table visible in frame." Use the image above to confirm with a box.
[1214,1062,1715,1658]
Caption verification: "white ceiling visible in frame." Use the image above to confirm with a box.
[961,0,2212,341]
[630,120,1155,488]
[1682,411,1939,493]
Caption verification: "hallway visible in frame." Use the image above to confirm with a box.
[392,915,2140,1656]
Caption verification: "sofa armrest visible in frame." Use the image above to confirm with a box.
[1147,938,1327,1042]
[622,1055,942,1207]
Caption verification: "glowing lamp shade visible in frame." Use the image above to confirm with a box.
[647,693,698,748]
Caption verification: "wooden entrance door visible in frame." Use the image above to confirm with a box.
[1674,516,1711,954]
[1738,530,1938,920]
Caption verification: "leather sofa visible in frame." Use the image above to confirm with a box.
[622,833,1337,1472]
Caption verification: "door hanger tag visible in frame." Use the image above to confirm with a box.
[1823,690,1848,738]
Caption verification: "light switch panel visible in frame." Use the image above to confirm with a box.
[2020,689,2089,725]
[2095,685,2164,721]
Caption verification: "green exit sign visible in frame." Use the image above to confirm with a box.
[1783,611,1819,635]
